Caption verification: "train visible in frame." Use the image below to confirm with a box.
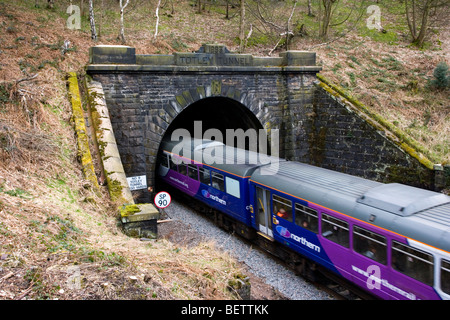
[156,138,450,300]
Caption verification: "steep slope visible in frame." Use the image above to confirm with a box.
[0,0,448,299]
[0,1,247,300]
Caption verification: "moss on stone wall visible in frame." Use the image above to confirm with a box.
[106,175,126,204]
[67,72,100,194]
[316,74,435,170]
[84,78,135,207]
[119,204,141,217]
[386,164,432,188]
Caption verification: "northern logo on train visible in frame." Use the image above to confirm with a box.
[202,189,226,205]
[276,226,291,238]
[201,190,210,198]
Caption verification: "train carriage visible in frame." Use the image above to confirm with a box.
[157,138,450,300]
[158,139,261,226]
[250,161,450,300]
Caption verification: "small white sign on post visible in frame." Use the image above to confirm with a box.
[154,191,171,209]
[127,175,147,191]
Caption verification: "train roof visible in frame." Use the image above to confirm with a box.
[160,138,450,252]
[251,161,450,253]
[160,138,277,177]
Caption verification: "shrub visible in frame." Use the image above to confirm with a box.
[428,61,449,90]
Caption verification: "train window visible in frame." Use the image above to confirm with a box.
[295,204,318,233]
[211,172,225,191]
[392,241,434,287]
[321,214,349,248]
[169,156,178,171]
[159,154,169,168]
[441,259,450,295]
[273,194,293,222]
[188,164,198,180]
[353,226,387,264]
[178,163,187,176]
[199,167,211,186]
[225,177,240,199]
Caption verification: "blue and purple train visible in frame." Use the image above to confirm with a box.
[157,138,450,300]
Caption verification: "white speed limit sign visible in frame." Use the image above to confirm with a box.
[154,191,171,209]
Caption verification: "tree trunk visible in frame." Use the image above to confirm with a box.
[413,1,430,47]
[239,0,246,53]
[154,0,162,39]
[319,0,336,39]
[405,0,416,39]
[307,0,313,16]
[118,0,130,43]
[226,0,229,19]
[285,0,298,50]
[88,0,97,41]
[80,0,85,17]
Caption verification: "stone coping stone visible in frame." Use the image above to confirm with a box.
[86,64,322,73]
[89,45,136,65]
[88,44,319,68]
[121,203,160,223]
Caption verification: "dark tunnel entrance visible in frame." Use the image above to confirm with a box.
[154,97,266,192]
[161,97,266,151]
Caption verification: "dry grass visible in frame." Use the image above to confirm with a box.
[0,159,243,299]
[0,0,448,300]
[302,31,449,164]
[0,1,245,300]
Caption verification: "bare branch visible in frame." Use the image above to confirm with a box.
[255,1,284,31]
[287,0,298,28]
[268,37,283,56]
[15,73,39,85]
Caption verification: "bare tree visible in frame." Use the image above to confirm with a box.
[88,0,97,41]
[154,0,162,39]
[404,0,449,47]
[161,0,175,14]
[318,0,337,39]
[248,0,298,54]
[318,0,367,39]
[118,0,130,43]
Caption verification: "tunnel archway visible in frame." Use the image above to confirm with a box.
[154,96,266,193]
[161,96,265,150]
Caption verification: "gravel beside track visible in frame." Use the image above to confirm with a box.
[163,199,333,300]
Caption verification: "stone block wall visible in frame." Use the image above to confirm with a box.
[88,45,322,200]
[87,44,446,198]
[92,71,319,200]
[300,82,436,189]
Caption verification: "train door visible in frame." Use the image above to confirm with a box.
[255,186,273,238]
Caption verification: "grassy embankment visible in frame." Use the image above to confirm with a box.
[0,0,448,299]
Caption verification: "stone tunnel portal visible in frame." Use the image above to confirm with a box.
[85,43,447,205]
